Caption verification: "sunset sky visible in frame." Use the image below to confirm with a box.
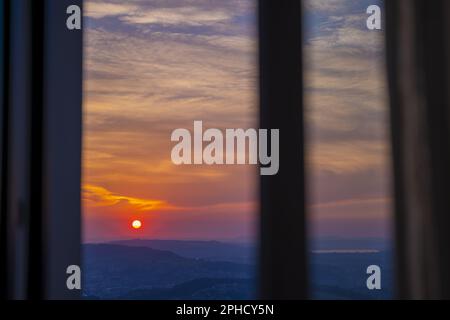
[83,0,258,242]
[304,0,391,239]
[83,0,391,243]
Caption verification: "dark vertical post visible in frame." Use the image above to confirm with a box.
[0,0,10,299]
[42,0,82,299]
[27,0,45,300]
[6,0,34,300]
[418,0,450,299]
[0,0,82,300]
[386,0,450,299]
[259,1,307,299]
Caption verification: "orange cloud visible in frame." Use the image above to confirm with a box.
[83,183,255,213]
[83,184,168,211]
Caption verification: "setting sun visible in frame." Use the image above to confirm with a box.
[132,220,142,229]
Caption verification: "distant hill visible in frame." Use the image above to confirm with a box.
[83,244,254,299]
[309,251,394,300]
[118,278,254,300]
[109,239,255,264]
[310,237,391,252]
[309,237,392,251]
[83,241,394,300]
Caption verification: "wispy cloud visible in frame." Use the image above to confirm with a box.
[303,0,391,238]
[120,7,231,26]
[305,0,348,12]
[85,0,254,28]
[85,2,136,19]
[304,0,387,171]
[83,0,258,241]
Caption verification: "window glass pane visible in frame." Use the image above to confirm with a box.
[82,0,258,300]
[304,0,394,299]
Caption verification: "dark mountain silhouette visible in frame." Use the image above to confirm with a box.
[310,237,391,251]
[83,240,393,300]
[83,244,254,299]
[310,251,394,300]
[118,278,255,300]
[109,239,254,263]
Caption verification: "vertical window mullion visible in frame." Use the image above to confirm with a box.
[42,0,82,299]
[259,0,307,299]
[0,0,11,300]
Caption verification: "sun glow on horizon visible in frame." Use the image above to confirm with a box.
[132,220,142,229]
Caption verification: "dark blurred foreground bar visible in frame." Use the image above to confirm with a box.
[41,0,82,300]
[386,0,450,299]
[0,0,10,300]
[258,1,307,299]
[0,0,82,299]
